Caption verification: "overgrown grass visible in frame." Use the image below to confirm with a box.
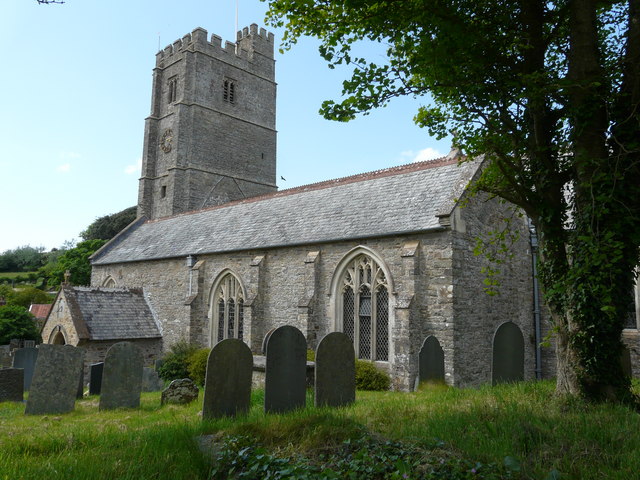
[2,381,640,479]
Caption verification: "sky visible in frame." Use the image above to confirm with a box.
[0,0,451,253]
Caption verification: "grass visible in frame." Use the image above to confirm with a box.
[1,381,640,479]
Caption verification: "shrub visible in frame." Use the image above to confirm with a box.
[0,305,41,344]
[187,348,210,386]
[355,360,390,391]
[157,340,199,382]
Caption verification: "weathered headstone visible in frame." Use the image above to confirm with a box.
[25,344,84,415]
[89,362,104,395]
[0,368,24,402]
[161,378,199,405]
[492,322,525,385]
[621,346,633,378]
[142,367,164,392]
[314,332,355,407]
[0,345,12,368]
[202,339,252,419]
[418,335,445,387]
[264,325,307,413]
[99,342,143,411]
[12,347,38,391]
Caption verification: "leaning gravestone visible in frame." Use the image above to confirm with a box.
[142,367,164,392]
[203,339,252,419]
[99,342,143,411]
[25,344,84,415]
[418,335,445,387]
[315,332,355,408]
[0,368,24,402]
[264,325,307,413]
[161,378,199,405]
[89,362,104,395]
[13,347,38,391]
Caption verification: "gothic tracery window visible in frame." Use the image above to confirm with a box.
[339,254,389,361]
[211,273,244,344]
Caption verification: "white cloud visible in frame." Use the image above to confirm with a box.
[124,158,142,175]
[56,163,71,172]
[399,147,444,163]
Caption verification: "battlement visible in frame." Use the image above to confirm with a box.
[156,24,274,66]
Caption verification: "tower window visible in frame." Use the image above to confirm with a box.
[223,79,236,103]
[168,77,177,104]
[160,185,167,198]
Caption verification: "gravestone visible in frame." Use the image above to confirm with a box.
[25,344,84,415]
[0,345,12,368]
[202,339,252,419]
[142,367,164,392]
[418,335,445,387]
[621,346,632,377]
[314,332,355,407]
[89,362,104,395]
[0,368,24,402]
[12,347,38,391]
[264,325,307,413]
[161,378,199,405]
[99,342,143,411]
[492,322,525,385]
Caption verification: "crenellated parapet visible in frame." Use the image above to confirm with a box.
[156,24,274,70]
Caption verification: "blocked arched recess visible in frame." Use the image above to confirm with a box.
[329,246,395,363]
[207,269,247,347]
[491,321,524,385]
[48,325,68,345]
[102,276,117,288]
[418,335,445,385]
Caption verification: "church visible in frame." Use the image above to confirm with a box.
[43,24,626,390]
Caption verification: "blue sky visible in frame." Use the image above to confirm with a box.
[0,0,451,253]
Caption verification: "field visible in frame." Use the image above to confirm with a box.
[1,381,640,479]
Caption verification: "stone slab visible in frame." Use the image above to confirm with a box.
[202,339,252,419]
[314,332,355,407]
[142,367,164,392]
[12,347,38,391]
[25,344,84,415]
[0,368,24,402]
[264,325,306,413]
[99,342,143,411]
[89,362,104,395]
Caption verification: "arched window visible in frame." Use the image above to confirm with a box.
[103,277,116,288]
[339,254,389,361]
[210,272,244,345]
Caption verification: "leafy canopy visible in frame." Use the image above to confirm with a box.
[0,305,41,344]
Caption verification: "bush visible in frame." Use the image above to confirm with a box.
[187,348,210,386]
[157,340,199,382]
[0,305,41,344]
[355,360,390,391]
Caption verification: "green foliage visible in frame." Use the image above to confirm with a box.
[157,340,200,382]
[80,206,137,241]
[2,286,52,308]
[306,349,315,361]
[0,305,41,344]
[46,239,107,287]
[355,360,390,391]
[187,348,210,386]
[0,245,46,273]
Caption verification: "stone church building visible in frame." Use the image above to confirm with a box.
[41,25,639,389]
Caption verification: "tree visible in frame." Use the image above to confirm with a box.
[80,206,137,242]
[47,239,107,287]
[265,0,640,402]
[0,306,41,345]
[0,246,46,273]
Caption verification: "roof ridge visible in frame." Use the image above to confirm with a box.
[147,155,463,224]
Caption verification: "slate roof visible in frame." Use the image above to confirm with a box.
[92,155,481,265]
[63,286,161,341]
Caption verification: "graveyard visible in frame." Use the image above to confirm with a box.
[2,331,640,479]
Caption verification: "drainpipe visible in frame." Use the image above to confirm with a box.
[529,219,542,380]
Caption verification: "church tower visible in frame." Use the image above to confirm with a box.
[138,25,277,220]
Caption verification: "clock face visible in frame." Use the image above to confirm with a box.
[160,129,173,153]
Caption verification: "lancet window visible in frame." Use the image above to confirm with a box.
[211,273,244,344]
[339,254,389,361]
